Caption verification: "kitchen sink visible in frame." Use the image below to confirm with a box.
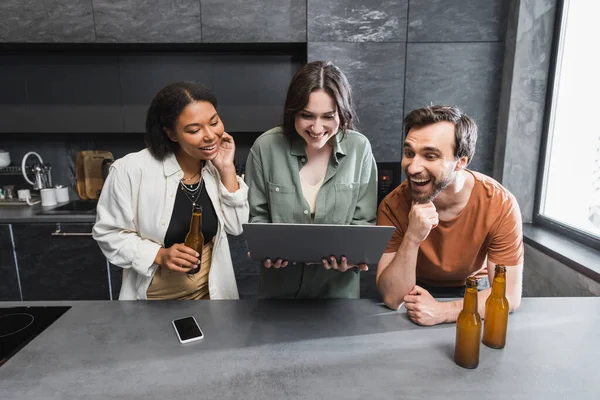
[37,199,98,214]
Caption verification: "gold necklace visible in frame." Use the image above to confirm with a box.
[180,179,204,206]
[181,171,199,182]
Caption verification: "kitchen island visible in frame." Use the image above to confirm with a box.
[0,298,598,399]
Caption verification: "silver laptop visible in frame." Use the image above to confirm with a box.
[242,223,396,264]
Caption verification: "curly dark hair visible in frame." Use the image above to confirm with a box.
[145,81,218,160]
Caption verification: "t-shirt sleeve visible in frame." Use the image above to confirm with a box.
[487,194,524,266]
[377,197,404,254]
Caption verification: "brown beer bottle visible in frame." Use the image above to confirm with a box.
[482,264,510,349]
[454,277,482,369]
[184,204,204,275]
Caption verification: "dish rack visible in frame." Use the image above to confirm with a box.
[0,166,42,206]
[0,165,26,176]
[0,197,41,207]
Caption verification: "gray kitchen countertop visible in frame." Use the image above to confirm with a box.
[0,204,96,223]
[0,298,598,399]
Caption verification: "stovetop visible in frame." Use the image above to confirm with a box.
[0,306,71,367]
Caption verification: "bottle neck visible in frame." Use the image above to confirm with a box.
[491,271,507,297]
[189,211,203,233]
[463,286,478,313]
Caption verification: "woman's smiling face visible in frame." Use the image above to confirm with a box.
[167,101,225,161]
[294,89,340,150]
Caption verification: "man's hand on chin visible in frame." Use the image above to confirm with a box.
[403,285,449,326]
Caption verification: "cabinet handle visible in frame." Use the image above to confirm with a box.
[51,231,93,236]
[51,223,93,236]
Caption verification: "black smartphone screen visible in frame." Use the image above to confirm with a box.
[173,317,203,341]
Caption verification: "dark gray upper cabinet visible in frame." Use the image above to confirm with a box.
[201,0,306,42]
[0,0,95,42]
[12,223,110,301]
[212,55,295,133]
[93,0,202,43]
[24,54,123,133]
[119,54,214,132]
[0,55,29,133]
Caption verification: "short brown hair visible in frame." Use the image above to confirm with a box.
[283,61,356,139]
[403,105,478,164]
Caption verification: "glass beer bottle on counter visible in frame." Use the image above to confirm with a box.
[185,204,204,275]
[482,264,510,349]
[454,277,482,369]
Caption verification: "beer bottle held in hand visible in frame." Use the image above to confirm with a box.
[454,277,482,369]
[482,264,510,349]
[184,204,204,275]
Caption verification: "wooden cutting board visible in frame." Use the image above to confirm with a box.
[75,150,114,200]
[75,151,89,200]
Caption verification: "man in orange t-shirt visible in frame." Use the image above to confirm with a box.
[376,105,524,326]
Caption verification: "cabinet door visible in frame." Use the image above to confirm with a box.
[118,54,213,132]
[12,223,110,301]
[227,234,258,299]
[0,55,29,133]
[212,55,296,133]
[25,54,123,133]
[0,224,21,301]
[108,262,122,300]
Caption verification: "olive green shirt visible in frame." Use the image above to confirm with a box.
[244,126,378,299]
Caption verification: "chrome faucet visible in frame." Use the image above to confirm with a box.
[21,152,46,190]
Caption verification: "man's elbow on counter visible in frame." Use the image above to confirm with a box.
[382,294,403,311]
[509,294,522,313]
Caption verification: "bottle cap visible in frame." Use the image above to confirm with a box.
[465,276,478,287]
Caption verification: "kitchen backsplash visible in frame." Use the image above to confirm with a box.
[0,131,260,198]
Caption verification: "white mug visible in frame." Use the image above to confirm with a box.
[40,188,57,207]
[17,189,31,201]
[55,186,69,203]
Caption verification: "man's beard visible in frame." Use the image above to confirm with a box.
[409,174,452,203]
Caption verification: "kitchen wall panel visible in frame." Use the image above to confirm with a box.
[404,42,504,175]
[408,0,508,42]
[93,0,202,43]
[308,42,406,162]
[308,0,408,42]
[0,0,95,42]
[201,0,306,43]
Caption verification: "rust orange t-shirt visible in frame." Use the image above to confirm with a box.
[376,170,524,287]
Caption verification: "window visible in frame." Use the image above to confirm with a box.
[537,0,600,249]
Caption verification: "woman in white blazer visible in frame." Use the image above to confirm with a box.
[93,81,249,300]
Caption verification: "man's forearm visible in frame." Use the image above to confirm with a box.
[377,237,421,309]
[440,288,492,323]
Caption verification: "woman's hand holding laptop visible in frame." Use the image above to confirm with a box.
[260,255,367,271]
[322,256,368,271]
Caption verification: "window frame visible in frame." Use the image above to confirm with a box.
[534,0,600,252]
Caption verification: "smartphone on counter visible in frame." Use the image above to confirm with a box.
[172,316,204,344]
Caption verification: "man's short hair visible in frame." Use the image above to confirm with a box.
[403,105,478,164]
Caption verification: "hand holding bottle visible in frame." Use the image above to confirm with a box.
[155,244,200,273]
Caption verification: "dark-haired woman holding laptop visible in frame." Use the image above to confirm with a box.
[245,61,377,299]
